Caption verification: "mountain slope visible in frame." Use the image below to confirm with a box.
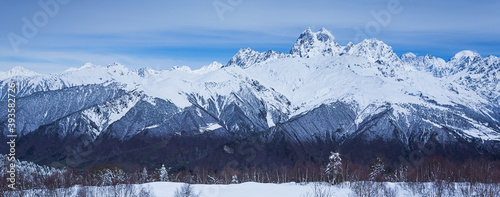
[1,28,499,168]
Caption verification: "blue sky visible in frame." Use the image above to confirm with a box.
[0,0,499,73]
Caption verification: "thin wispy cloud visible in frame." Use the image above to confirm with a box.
[0,0,499,73]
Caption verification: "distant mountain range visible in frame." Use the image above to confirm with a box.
[1,28,499,169]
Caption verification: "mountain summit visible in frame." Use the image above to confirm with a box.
[225,28,398,68]
[0,66,39,80]
[290,28,342,58]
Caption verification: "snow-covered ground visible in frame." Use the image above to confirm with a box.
[147,182,350,197]
[5,181,500,197]
[143,181,499,197]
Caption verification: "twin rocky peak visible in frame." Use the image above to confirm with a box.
[226,27,402,69]
[225,28,490,73]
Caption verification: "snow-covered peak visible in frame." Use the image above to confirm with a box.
[206,61,223,70]
[344,38,399,63]
[225,48,287,68]
[109,62,129,70]
[107,62,127,69]
[451,50,481,61]
[400,52,417,60]
[81,62,97,69]
[194,61,223,74]
[137,67,162,77]
[5,66,39,77]
[341,42,355,54]
[447,50,483,73]
[316,27,335,42]
[61,63,97,73]
[167,62,223,74]
[225,48,260,68]
[401,53,449,76]
[170,65,192,72]
[64,62,131,75]
[290,28,342,58]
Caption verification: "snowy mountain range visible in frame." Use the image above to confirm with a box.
[1,28,499,168]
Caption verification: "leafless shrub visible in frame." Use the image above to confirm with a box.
[383,185,398,197]
[301,182,334,197]
[174,184,200,197]
[459,182,500,197]
[349,181,398,197]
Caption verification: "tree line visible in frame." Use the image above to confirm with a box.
[2,153,500,194]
